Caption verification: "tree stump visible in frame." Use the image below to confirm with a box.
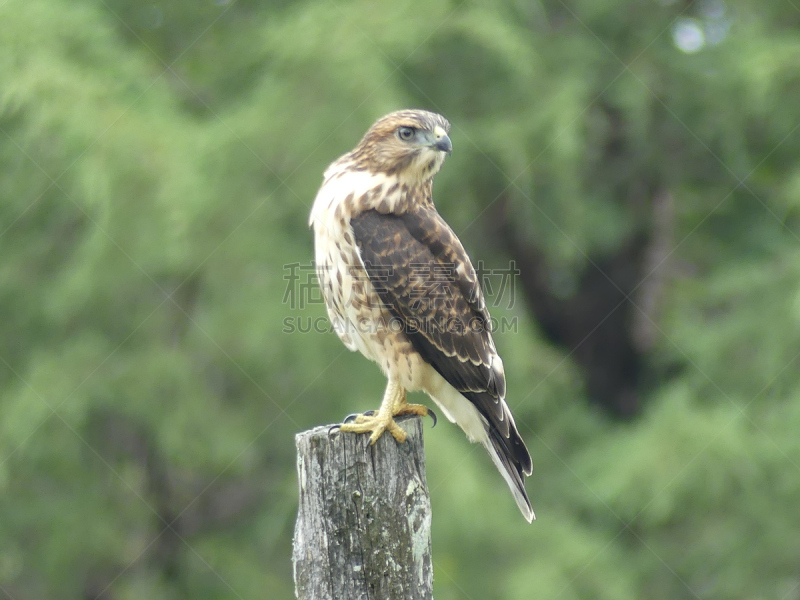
[292,416,433,600]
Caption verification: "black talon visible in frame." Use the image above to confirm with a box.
[427,408,438,428]
[343,410,375,424]
[328,424,341,436]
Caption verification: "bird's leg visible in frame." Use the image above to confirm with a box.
[339,379,407,443]
[338,379,431,444]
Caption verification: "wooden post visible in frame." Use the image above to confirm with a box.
[292,416,433,600]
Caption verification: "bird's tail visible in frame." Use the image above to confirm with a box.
[482,426,535,522]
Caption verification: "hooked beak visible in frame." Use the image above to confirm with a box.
[432,125,452,155]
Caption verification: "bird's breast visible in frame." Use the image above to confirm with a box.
[310,173,426,386]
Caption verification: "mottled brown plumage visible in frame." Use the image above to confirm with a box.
[310,109,534,521]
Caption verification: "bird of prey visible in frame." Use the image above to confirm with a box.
[309,109,534,521]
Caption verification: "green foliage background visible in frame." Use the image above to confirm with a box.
[2,0,800,598]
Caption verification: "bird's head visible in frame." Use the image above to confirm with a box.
[350,110,452,182]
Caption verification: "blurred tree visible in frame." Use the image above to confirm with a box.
[1,0,799,599]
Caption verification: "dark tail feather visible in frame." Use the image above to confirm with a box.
[483,426,535,522]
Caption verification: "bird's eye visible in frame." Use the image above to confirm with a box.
[397,126,415,141]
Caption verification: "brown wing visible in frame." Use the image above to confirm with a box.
[350,207,532,478]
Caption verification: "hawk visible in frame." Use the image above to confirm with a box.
[310,109,534,521]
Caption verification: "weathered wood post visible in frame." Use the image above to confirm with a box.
[292,416,433,600]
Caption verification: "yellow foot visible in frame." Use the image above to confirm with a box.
[396,403,430,419]
[339,412,408,444]
[337,404,435,445]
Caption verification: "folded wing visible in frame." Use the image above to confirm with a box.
[350,207,533,491]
